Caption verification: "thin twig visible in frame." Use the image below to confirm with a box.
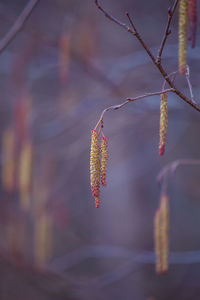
[157,159,200,184]
[94,88,175,130]
[0,0,40,54]
[95,0,200,113]
[157,0,179,64]
[95,0,134,34]
[126,12,156,63]
[185,65,196,104]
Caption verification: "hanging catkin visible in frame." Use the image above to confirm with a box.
[154,194,169,274]
[90,130,101,207]
[154,209,162,274]
[159,93,168,156]
[100,136,108,187]
[188,0,197,48]
[179,0,188,74]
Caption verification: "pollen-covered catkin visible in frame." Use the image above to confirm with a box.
[159,93,168,156]
[100,136,108,187]
[160,194,169,274]
[179,0,188,74]
[90,130,101,207]
[188,0,197,48]
[154,194,169,275]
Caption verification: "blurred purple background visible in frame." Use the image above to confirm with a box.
[0,0,200,299]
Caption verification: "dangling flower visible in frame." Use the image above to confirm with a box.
[188,0,197,48]
[179,0,188,74]
[90,130,101,207]
[100,136,108,187]
[159,93,168,156]
[19,140,33,211]
[154,193,169,275]
[160,194,169,274]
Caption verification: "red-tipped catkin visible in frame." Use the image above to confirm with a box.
[154,194,169,275]
[100,136,108,187]
[188,0,197,48]
[179,0,188,74]
[90,130,101,207]
[159,93,168,156]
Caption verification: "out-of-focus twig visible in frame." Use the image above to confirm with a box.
[0,0,40,54]
[157,159,200,184]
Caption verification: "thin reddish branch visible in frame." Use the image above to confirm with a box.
[95,0,200,113]
[0,0,40,54]
[157,0,179,64]
[94,88,175,130]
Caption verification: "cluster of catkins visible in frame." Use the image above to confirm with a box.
[90,0,198,276]
[90,130,108,208]
[179,0,198,74]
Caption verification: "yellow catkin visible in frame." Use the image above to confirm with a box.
[34,214,52,267]
[100,136,108,187]
[154,210,162,274]
[2,128,15,192]
[159,93,168,156]
[160,194,169,274]
[154,194,169,275]
[179,0,188,74]
[90,130,101,207]
[19,141,33,211]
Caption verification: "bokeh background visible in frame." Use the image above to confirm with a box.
[0,0,200,299]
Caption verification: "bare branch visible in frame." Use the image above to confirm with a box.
[157,0,179,64]
[126,12,156,63]
[95,0,200,114]
[94,88,175,130]
[95,0,134,34]
[0,0,40,54]
[95,0,200,113]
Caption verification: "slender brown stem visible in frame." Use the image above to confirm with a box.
[95,0,134,34]
[0,0,40,54]
[95,0,200,113]
[94,88,175,130]
[157,0,179,64]
[126,12,156,63]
